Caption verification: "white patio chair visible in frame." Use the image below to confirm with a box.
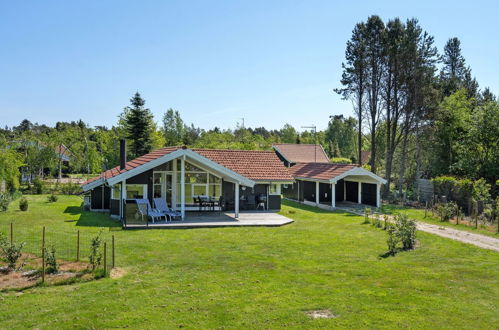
[153,198,182,221]
[135,199,166,223]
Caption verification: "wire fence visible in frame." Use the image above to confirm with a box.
[0,223,116,280]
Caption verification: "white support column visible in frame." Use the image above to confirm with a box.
[235,182,240,218]
[315,181,319,206]
[331,183,336,208]
[172,159,177,211]
[180,156,185,220]
[120,180,126,221]
[376,183,381,208]
[358,181,362,204]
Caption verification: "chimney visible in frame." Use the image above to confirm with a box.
[120,139,126,170]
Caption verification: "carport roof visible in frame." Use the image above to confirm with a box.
[289,162,357,181]
[289,162,387,184]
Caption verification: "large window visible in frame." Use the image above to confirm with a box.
[176,161,222,205]
[126,184,147,199]
[269,183,281,195]
[111,185,121,200]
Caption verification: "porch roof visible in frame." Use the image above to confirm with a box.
[81,147,293,191]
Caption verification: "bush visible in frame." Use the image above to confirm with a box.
[386,224,399,255]
[44,246,58,274]
[394,214,417,250]
[330,157,352,164]
[363,207,371,224]
[60,182,81,195]
[19,197,28,211]
[372,213,382,228]
[47,194,58,203]
[0,233,25,270]
[435,202,456,222]
[0,194,11,212]
[33,179,45,194]
[89,232,103,271]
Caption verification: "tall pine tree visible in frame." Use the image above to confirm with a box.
[121,92,154,158]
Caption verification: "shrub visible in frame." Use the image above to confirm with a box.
[0,234,25,270]
[60,182,81,195]
[394,214,417,250]
[330,157,352,164]
[33,178,45,194]
[472,178,491,202]
[363,207,371,224]
[89,232,103,271]
[383,214,389,230]
[435,202,456,222]
[47,194,58,203]
[19,197,28,211]
[0,194,11,212]
[44,246,58,274]
[386,224,399,255]
[372,213,382,228]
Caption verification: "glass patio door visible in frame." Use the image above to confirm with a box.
[154,172,174,208]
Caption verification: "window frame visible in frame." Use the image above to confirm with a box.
[269,183,281,195]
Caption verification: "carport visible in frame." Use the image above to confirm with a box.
[282,163,387,208]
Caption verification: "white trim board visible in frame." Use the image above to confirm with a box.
[330,167,387,185]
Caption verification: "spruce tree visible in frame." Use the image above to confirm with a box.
[122,92,154,158]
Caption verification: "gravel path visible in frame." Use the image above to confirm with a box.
[414,222,499,252]
[340,207,499,252]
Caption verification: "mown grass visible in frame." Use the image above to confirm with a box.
[0,195,497,329]
[380,204,499,237]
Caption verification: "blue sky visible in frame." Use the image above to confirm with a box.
[1,0,498,131]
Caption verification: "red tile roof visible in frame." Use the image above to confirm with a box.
[273,144,329,163]
[193,149,293,181]
[288,162,357,181]
[83,147,293,186]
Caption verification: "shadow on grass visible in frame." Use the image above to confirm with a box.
[63,205,121,228]
[281,199,360,218]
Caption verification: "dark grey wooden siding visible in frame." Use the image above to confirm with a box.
[345,181,358,203]
[90,185,110,209]
[361,183,377,206]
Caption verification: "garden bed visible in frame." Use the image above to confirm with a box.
[0,253,100,291]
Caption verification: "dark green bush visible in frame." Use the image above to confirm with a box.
[33,179,45,194]
[60,182,81,195]
[47,194,58,203]
[394,214,417,250]
[0,194,11,212]
[19,197,28,211]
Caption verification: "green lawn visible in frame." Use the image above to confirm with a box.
[0,195,498,329]
[380,204,499,238]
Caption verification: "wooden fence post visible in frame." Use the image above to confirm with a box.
[76,230,80,261]
[112,235,115,269]
[103,242,107,277]
[41,226,45,283]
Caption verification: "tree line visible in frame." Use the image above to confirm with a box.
[0,15,497,197]
[335,15,498,197]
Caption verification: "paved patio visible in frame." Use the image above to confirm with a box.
[124,211,294,229]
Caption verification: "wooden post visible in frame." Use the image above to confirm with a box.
[41,226,45,283]
[76,230,80,261]
[103,242,107,277]
[112,235,115,269]
[10,222,13,246]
